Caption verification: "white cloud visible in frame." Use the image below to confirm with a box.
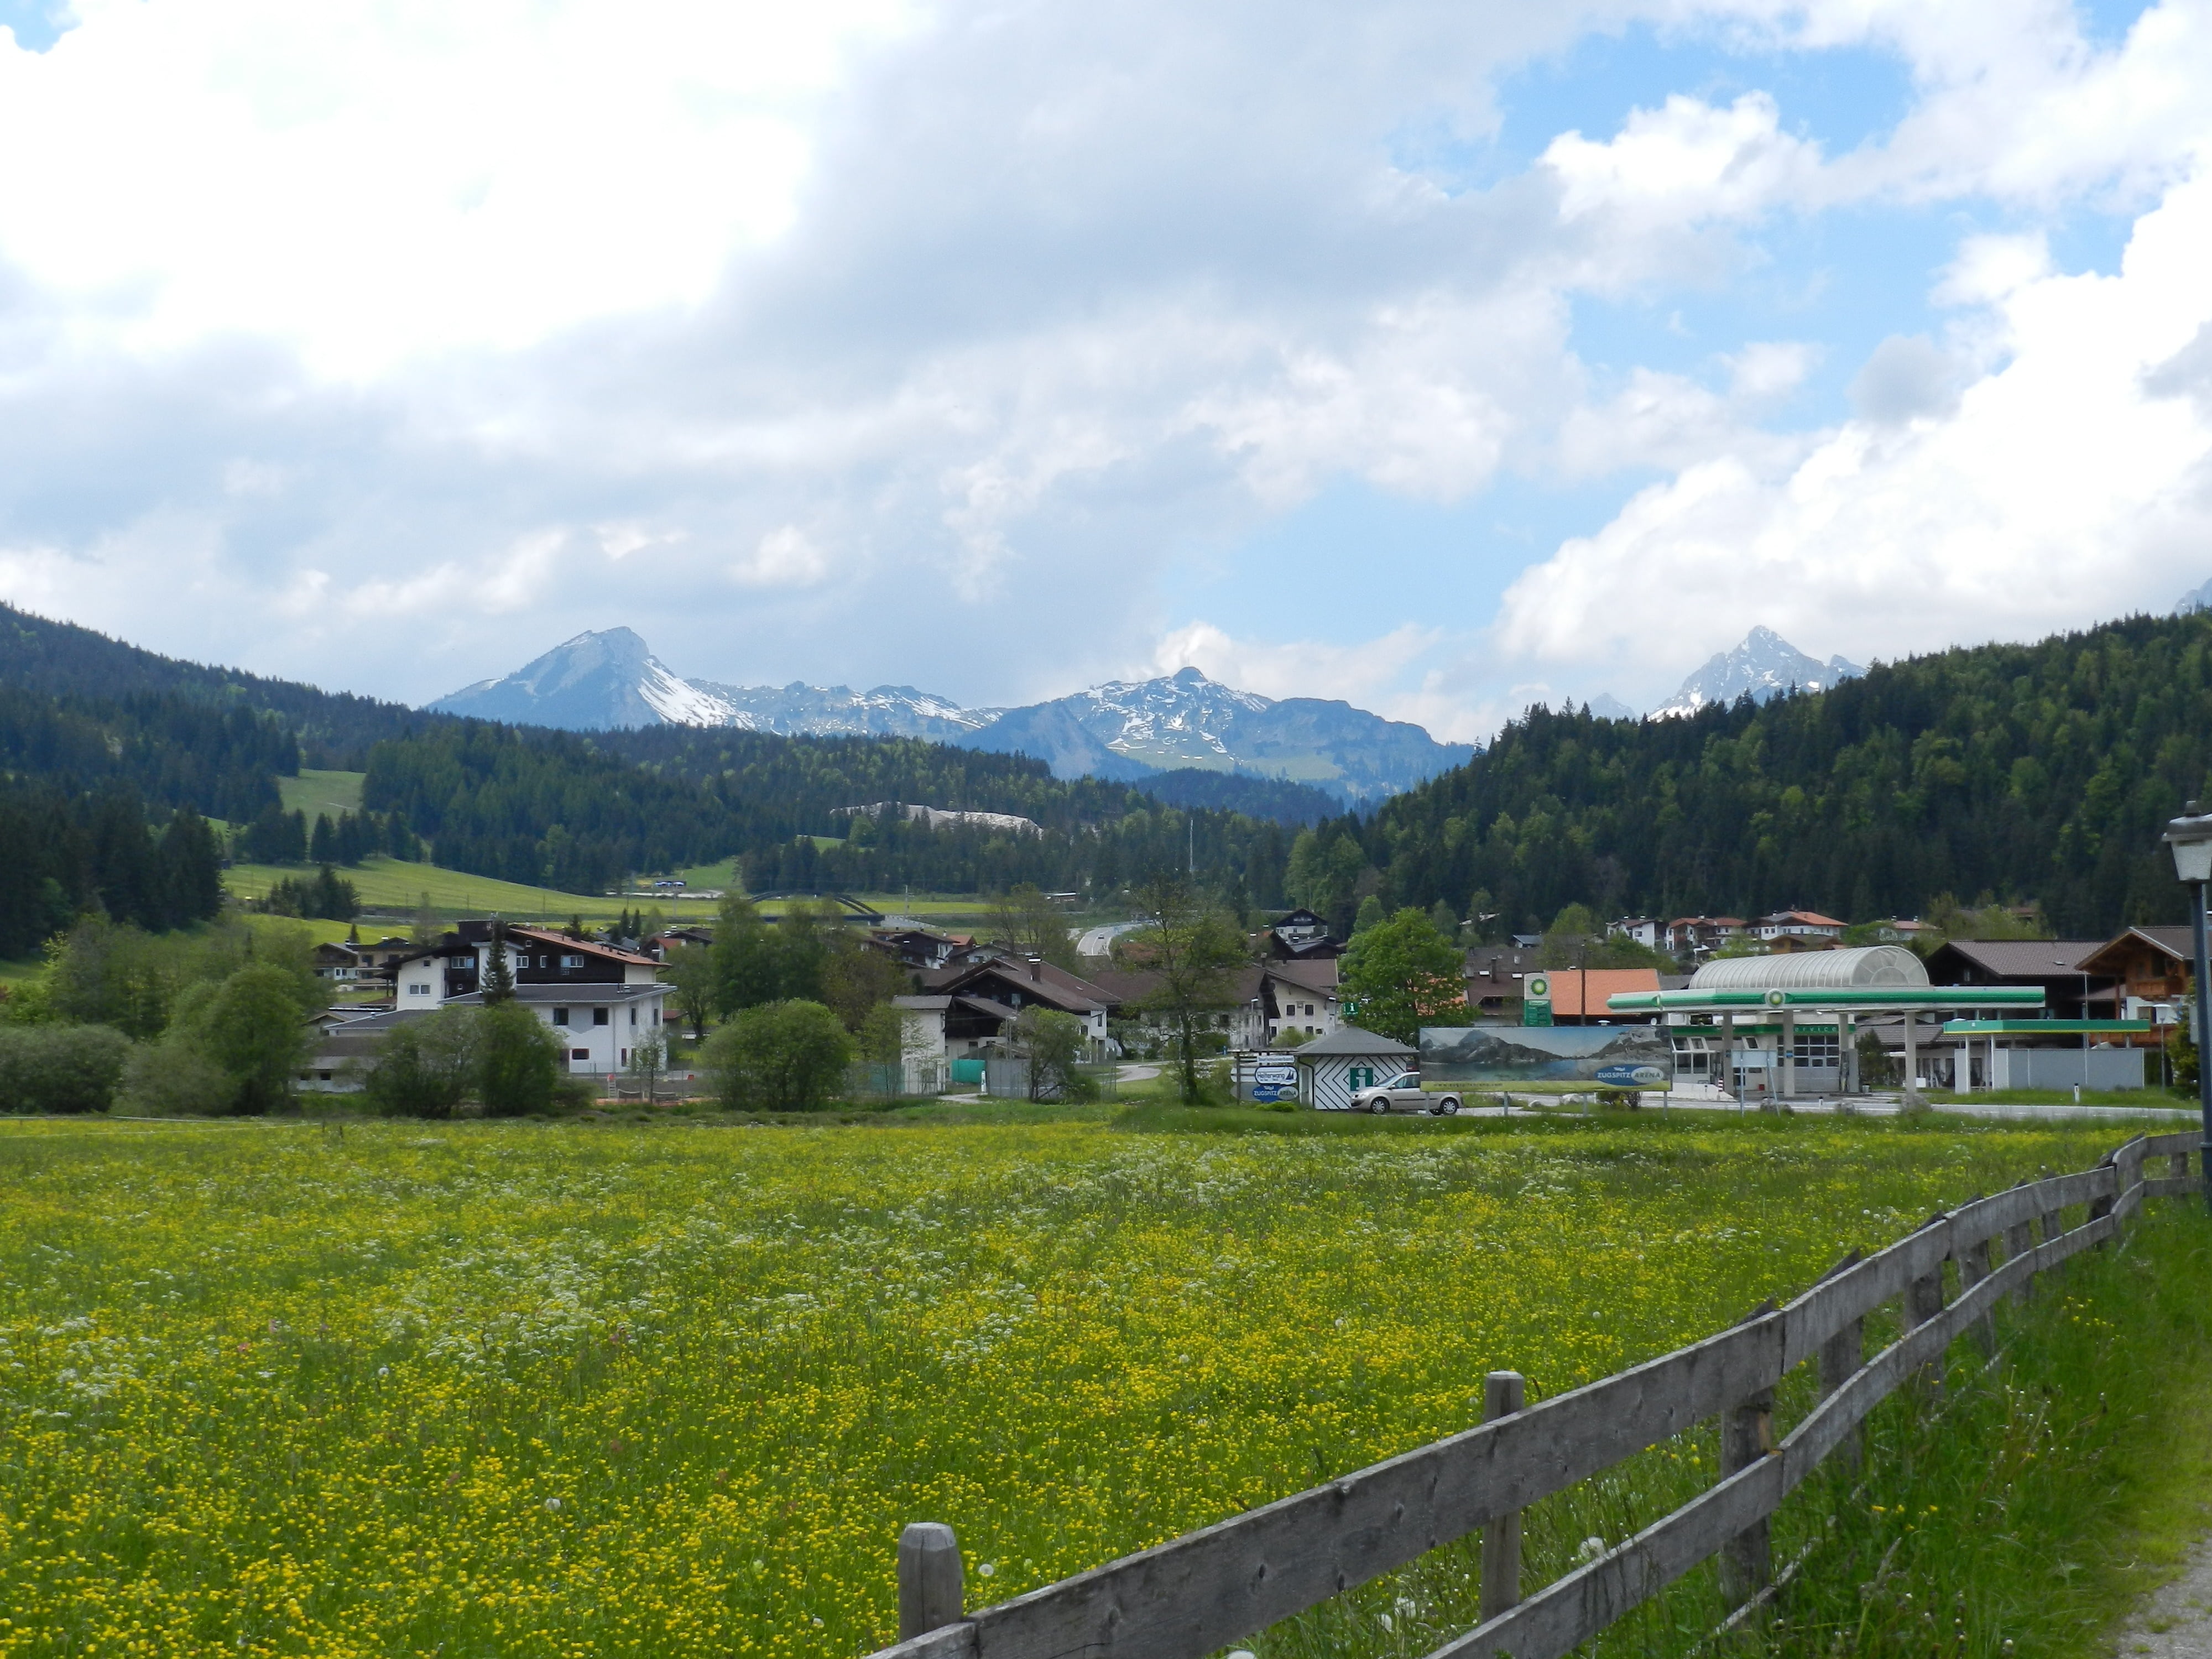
[1493,156,2212,701]
[1544,92,1829,237]
[0,0,2209,729]
[0,0,915,376]
[734,525,832,587]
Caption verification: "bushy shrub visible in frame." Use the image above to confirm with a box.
[702,1000,853,1113]
[0,1022,130,1113]
[363,1007,480,1119]
[116,1039,236,1117]
[476,1001,565,1117]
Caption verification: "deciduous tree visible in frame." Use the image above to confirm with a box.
[1130,873,1249,1104]
[702,999,853,1113]
[1339,907,1464,1045]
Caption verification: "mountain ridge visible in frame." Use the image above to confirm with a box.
[1654,627,1863,718]
[433,630,1475,802]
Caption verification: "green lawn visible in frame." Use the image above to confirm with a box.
[275,768,366,822]
[222,855,681,924]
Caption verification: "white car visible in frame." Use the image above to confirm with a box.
[1351,1071,1460,1115]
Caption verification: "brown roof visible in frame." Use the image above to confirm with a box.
[507,926,661,968]
[1541,968,1661,1017]
[1926,939,2109,982]
[1265,958,1340,993]
[1082,966,1163,1004]
[933,955,1121,1013]
[1463,946,1541,983]
[2077,925,2196,975]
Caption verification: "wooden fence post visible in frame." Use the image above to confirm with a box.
[898,1522,963,1641]
[1953,1207,1996,1358]
[2089,1160,2116,1246]
[1902,1217,1948,1405]
[1479,1371,1526,1623]
[1719,1385,1774,1607]
[2004,1180,2036,1306]
[1817,1252,1864,1473]
[2173,1149,2192,1182]
[1719,1302,1776,1609]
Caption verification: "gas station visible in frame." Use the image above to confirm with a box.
[1605,946,2052,1103]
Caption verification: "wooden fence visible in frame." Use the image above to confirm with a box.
[864,1128,2204,1659]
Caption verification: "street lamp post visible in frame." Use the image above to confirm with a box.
[2162,803,2212,1213]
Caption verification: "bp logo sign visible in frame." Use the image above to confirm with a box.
[1765,989,1787,1008]
[1522,974,1554,1026]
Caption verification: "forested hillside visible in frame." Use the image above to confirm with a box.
[1307,611,2212,938]
[27,599,2212,938]
[0,604,433,766]
[0,606,1317,904]
[369,723,1295,902]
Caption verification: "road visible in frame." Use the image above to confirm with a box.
[1077,921,1147,956]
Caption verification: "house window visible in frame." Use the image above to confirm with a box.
[593,1008,609,1026]
[562,954,585,969]
[571,1048,590,1062]
[629,1006,638,1026]
[552,1008,569,1026]
[408,983,430,997]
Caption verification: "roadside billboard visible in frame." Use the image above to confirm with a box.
[1419,1024,1673,1086]
[1231,1053,1302,1104]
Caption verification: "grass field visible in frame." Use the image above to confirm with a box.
[276,770,367,824]
[223,853,1022,933]
[221,856,718,926]
[1,1112,2199,1659]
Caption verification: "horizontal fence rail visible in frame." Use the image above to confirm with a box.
[863,1130,2199,1659]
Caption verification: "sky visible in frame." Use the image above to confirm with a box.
[1,0,2210,742]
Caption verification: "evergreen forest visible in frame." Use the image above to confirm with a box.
[1303,611,2212,938]
[9,598,2212,948]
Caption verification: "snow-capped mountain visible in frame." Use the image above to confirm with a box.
[2175,577,2212,614]
[431,634,1473,801]
[432,628,735,729]
[683,678,998,740]
[957,665,1475,802]
[1654,628,1864,718]
[430,629,995,738]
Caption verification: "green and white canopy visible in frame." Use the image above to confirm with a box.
[1607,945,2043,1015]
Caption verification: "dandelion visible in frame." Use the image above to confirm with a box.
[0,1111,2132,1654]
[1577,1536,1606,1563]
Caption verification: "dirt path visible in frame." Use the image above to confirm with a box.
[2116,1538,2212,1657]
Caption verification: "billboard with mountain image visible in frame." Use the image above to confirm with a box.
[1420,1025,1674,1086]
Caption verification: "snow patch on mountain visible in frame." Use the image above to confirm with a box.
[637,660,738,726]
[1655,627,1863,718]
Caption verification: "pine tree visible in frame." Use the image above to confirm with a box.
[482,923,515,1004]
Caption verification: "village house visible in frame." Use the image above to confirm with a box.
[1262,907,1343,961]
[1666,916,1746,957]
[1753,910,1847,946]
[1532,966,1665,1025]
[1922,938,2115,1019]
[2073,926,2194,1022]
[1462,943,1541,1018]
